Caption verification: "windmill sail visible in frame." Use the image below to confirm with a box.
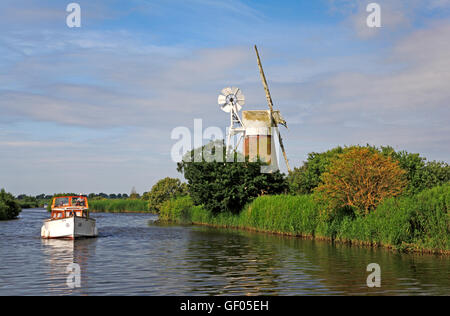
[254,45,291,172]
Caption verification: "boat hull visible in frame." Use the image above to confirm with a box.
[41,216,98,239]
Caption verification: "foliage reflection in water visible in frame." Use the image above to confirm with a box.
[0,209,448,295]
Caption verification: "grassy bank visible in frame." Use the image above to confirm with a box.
[159,184,450,254]
[88,199,150,213]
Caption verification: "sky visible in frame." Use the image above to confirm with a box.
[0,0,449,196]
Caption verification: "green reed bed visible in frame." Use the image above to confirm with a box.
[160,184,449,254]
[89,199,150,213]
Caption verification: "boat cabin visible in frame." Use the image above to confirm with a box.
[51,196,90,220]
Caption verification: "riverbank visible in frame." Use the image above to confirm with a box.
[159,184,450,255]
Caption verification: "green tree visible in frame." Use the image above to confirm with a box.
[288,146,345,194]
[289,144,449,196]
[143,177,188,213]
[379,146,450,195]
[177,141,288,215]
[0,189,21,220]
[16,195,39,209]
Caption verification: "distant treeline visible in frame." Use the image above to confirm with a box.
[16,192,133,201]
[14,193,137,209]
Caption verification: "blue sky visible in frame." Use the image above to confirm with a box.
[1,0,449,195]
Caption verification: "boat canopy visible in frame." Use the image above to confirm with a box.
[52,196,88,208]
[50,196,89,220]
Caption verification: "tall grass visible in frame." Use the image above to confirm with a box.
[89,199,149,213]
[159,183,450,253]
[158,195,194,222]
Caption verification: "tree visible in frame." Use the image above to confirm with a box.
[288,147,345,194]
[177,141,288,215]
[314,147,407,216]
[379,146,450,195]
[98,192,108,199]
[143,177,188,213]
[289,144,449,196]
[16,195,39,209]
[422,161,450,189]
[0,189,21,220]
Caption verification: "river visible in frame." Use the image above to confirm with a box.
[0,208,448,295]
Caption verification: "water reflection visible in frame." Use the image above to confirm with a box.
[41,238,96,295]
[188,228,449,295]
[0,209,448,295]
[181,228,330,295]
[277,236,450,295]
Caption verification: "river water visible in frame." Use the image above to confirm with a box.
[0,208,448,295]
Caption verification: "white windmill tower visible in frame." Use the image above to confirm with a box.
[218,87,246,154]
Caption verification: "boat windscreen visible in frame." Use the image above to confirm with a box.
[54,197,69,206]
[73,197,86,206]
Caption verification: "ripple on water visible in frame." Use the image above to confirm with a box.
[0,209,449,295]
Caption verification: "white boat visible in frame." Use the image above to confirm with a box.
[41,196,98,239]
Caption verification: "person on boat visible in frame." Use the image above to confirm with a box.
[75,197,84,206]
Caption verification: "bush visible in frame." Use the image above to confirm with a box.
[315,147,407,216]
[0,189,21,220]
[143,177,188,213]
[241,194,319,235]
[159,195,194,223]
[177,141,288,215]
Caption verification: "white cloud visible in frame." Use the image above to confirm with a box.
[1,0,449,195]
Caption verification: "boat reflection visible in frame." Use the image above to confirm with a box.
[41,238,96,295]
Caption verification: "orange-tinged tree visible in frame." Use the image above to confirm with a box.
[314,147,408,216]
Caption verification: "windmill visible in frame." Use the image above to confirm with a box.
[217,46,291,173]
[254,45,291,172]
